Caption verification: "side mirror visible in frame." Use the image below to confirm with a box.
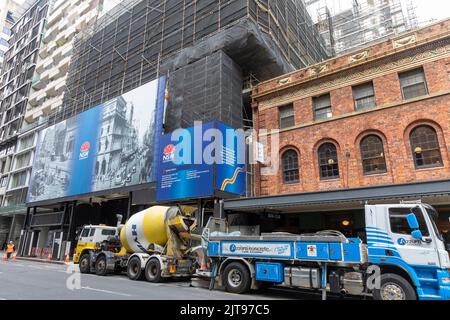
[407,213,420,230]
[411,230,423,240]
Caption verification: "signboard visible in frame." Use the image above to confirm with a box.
[221,241,294,259]
[156,121,246,202]
[27,76,166,204]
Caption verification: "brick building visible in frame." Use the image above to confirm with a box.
[223,19,450,235]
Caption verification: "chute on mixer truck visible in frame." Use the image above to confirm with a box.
[73,205,203,282]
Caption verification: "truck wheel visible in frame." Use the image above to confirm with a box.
[95,255,108,276]
[127,257,143,281]
[223,262,251,294]
[145,259,162,283]
[373,273,417,301]
[79,253,91,274]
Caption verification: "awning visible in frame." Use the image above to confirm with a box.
[224,180,450,214]
[0,204,28,217]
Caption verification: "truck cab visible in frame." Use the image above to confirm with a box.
[73,225,118,265]
[365,203,450,300]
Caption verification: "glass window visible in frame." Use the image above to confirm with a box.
[279,104,295,129]
[399,68,428,100]
[360,135,387,175]
[102,229,116,236]
[81,228,90,238]
[282,150,300,184]
[10,171,27,189]
[410,126,443,169]
[389,207,429,237]
[353,82,376,111]
[89,228,96,237]
[318,143,339,179]
[313,94,332,121]
[19,134,34,151]
[14,152,31,170]
[3,27,11,36]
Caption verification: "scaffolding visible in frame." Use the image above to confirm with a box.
[48,0,329,126]
[306,0,419,55]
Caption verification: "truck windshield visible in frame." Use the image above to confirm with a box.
[425,207,443,242]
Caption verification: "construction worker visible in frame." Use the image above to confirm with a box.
[6,241,15,259]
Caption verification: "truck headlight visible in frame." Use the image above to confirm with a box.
[441,277,450,284]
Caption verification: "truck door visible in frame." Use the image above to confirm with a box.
[387,207,440,267]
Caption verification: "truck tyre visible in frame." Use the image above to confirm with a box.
[145,259,162,283]
[79,253,91,274]
[95,255,108,276]
[127,257,143,281]
[373,273,417,301]
[223,262,251,294]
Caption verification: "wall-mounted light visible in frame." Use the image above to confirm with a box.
[328,159,335,165]
[414,147,423,154]
[342,220,351,227]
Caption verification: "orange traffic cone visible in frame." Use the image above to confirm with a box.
[12,253,17,261]
[65,254,70,264]
[2,253,7,261]
[47,253,52,260]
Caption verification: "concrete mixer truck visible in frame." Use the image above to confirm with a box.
[73,205,203,282]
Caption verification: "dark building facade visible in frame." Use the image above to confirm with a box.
[19,0,330,260]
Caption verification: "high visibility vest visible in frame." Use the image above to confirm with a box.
[6,244,14,253]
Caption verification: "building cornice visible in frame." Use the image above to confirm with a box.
[256,36,450,111]
[253,20,450,103]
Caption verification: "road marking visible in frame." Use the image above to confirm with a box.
[0,297,6,300]
[81,286,133,297]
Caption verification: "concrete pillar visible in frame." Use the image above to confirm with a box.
[7,214,16,242]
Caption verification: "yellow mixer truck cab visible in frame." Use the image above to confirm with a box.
[73,224,120,265]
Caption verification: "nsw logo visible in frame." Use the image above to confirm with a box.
[162,144,176,163]
[79,142,91,160]
[397,238,407,246]
[229,244,237,253]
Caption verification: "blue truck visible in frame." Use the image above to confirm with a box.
[204,203,450,300]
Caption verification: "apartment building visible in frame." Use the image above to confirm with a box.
[0,0,31,72]
[0,0,106,245]
[0,0,48,245]
[306,0,419,55]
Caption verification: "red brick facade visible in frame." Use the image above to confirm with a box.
[253,19,450,197]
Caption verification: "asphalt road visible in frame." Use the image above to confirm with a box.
[0,259,361,300]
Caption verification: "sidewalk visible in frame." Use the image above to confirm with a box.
[15,256,67,265]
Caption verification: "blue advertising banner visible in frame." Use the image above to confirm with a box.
[156,121,246,202]
[27,76,166,204]
[215,122,246,195]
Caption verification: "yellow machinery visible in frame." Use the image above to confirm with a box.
[74,206,202,282]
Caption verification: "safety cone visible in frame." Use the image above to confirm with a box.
[2,253,7,261]
[47,253,52,260]
[12,253,16,261]
[65,254,70,264]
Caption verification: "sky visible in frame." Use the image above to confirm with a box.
[413,0,450,24]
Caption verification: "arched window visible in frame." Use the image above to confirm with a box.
[282,150,300,184]
[318,143,340,179]
[360,135,387,175]
[410,126,443,168]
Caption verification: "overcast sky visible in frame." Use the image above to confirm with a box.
[413,0,450,24]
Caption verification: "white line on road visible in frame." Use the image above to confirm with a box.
[81,286,133,297]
